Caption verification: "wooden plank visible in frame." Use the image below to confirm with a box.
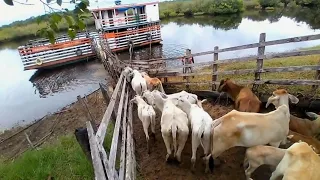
[263,49,320,60]
[163,79,320,86]
[99,83,117,121]
[86,121,107,180]
[156,65,320,78]
[157,71,212,78]
[264,79,320,85]
[149,48,320,73]
[139,33,320,62]
[255,33,266,81]
[109,81,127,177]
[261,65,320,73]
[125,123,133,180]
[129,101,136,180]
[96,143,117,180]
[212,46,219,91]
[96,72,124,144]
[118,90,128,180]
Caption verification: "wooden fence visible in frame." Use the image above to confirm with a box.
[87,32,320,180]
[86,71,136,180]
[86,38,137,179]
[119,33,320,90]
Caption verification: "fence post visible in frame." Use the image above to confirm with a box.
[212,46,219,91]
[185,49,191,91]
[312,59,320,92]
[253,33,266,91]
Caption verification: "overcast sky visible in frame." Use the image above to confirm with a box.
[0,0,159,26]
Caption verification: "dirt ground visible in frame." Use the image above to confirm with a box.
[133,100,272,180]
[0,89,107,161]
[0,87,286,179]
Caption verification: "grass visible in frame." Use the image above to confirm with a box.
[0,135,94,180]
[0,122,116,180]
[165,53,320,97]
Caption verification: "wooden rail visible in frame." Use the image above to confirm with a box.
[86,70,136,180]
[120,33,320,88]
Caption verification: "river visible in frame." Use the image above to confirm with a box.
[2,9,320,130]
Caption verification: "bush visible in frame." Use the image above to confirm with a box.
[296,0,320,6]
[259,0,281,8]
[202,0,244,14]
[243,0,260,9]
[159,0,244,18]
[280,0,293,7]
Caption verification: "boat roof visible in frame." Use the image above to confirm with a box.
[89,1,159,12]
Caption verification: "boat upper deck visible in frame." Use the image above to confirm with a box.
[89,1,160,31]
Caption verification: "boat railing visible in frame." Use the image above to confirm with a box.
[97,14,148,29]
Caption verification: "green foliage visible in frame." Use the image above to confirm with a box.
[159,0,244,18]
[259,0,281,8]
[0,135,94,180]
[243,0,260,9]
[281,0,293,6]
[2,0,91,44]
[295,0,319,6]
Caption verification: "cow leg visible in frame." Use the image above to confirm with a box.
[162,132,172,162]
[202,133,211,173]
[245,162,257,180]
[142,119,151,154]
[176,131,188,163]
[191,131,201,172]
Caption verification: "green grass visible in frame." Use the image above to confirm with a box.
[0,18,94,43]
[166,53,320,97]
[0,121,116,180]
[0,135,94,180]
[301,45,320,51]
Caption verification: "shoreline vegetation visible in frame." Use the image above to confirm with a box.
[1,0,320,43]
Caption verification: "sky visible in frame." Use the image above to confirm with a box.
[0,0,161,26]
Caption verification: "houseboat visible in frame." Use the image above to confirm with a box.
[89,1,162,52]
[18,32,99,71]
[17,1,162,71]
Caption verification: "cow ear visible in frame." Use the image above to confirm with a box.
[288,94,299,104]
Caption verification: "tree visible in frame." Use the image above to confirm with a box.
[280,0,292,7]
[3,0,91,44]
[259,0,281,9]
[295,0,320,7]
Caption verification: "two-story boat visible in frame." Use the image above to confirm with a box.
[17,1,162,71]
[89,1,162,52]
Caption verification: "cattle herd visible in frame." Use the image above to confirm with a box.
[123,66,320,180]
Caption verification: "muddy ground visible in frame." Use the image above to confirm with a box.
[0,88,285,180]
[0,89,107,160]
[133,100,273,180]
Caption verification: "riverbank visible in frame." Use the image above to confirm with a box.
[0,0,303,43]
[166,49,320,97]
[0,18,94,44]
[0,89,112,180]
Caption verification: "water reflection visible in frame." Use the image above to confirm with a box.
[161,14,243,31]
[0,48,107,129]
[30,61,106,98]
